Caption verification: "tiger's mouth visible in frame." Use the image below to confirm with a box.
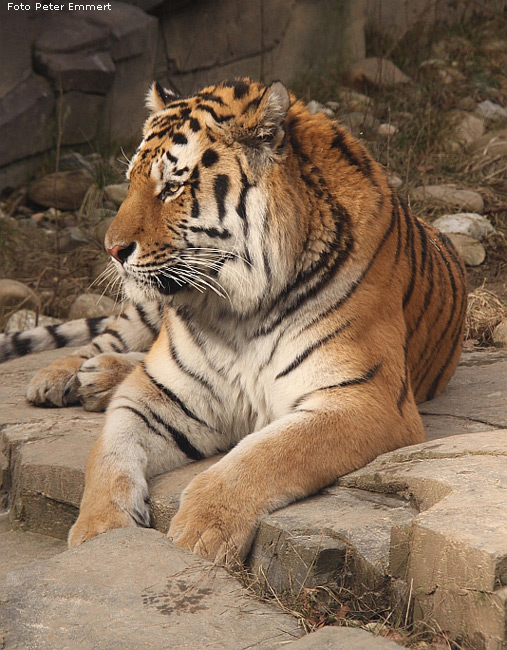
[123,252,232,300]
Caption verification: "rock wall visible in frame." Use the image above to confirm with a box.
[0,1,157,192]
[0,0,505,193]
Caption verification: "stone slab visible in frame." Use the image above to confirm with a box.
[340,430,507,649]
[0,512,66,580]
[34,14,111,55]
[0,76,54,168]
[34,51,116,94]
[286,626,401,649]
[1,347,506,648]
[249,487,416,598]
[0,527,301,650]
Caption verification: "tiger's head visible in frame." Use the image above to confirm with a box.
[105,79,297,315]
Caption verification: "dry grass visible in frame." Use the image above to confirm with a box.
[465,285,507,342]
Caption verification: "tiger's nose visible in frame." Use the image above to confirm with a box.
[106,242,136,264]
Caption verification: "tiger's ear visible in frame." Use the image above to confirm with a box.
[234,81,291,157]
[146,82,179,113]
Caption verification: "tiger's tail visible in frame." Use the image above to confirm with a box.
[0,316,113,363]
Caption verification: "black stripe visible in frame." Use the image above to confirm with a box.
[223,80,250,99]
[423,292,466,401]
[331,127,376,183]
[47,325,67,349]
[214,174,229,221]
[188,225,231,239]
[401,201,417,309]
[135,303,159,337]
[276,320,351,379]
[168,336,217,397]
[143,403,205,461]
[202,149,219,168]
[12,332,32,357]
[236,169,251,236]
[397,339,409,414]
[392,195,403,266]
[407,248,435,341]
[115,404,204,461]
[413,254,461,397]
[88,316,107,338]
[194,104,233,123]
[172,132,187,145]
[256,123,355,335]
[141,362,212,428]
[274,191,398,339]
[189,118,201,132]
[415,218,429,277]
[191,198,199,219]
[104,327,128,351]
[197,92,224,105]
[293,362,381,409]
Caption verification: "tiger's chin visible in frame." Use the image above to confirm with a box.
[121,275,189,306]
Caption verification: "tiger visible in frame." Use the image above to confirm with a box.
[0,78,467,562]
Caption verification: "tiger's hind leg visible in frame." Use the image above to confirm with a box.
[68,363,222,547]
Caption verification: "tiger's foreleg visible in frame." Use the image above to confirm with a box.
[68,363,222,547]
[168,387,424,565]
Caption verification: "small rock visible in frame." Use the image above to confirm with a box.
[337,89,371,112]
[325,100,340,111]
[475,100,507,120]
[104,183,129,207]
[492,320,507,349]
[469,128,507,157]
[412,185,484,212]
[28,169,94,210]
[346,58,411,88]
[446,233,485,267]
[0,280,40,313]
[4,309,62,334]
[419,59,465,83]
[452,112,485,145]
[68,293,121,319]
[378,123,398,136]
[388,174,403,189]
[432,213,494,240]
[58,226,89,253]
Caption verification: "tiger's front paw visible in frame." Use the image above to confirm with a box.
[68,474,152,548]
[26,355,83,407]
[68,503,134,548]
[78,353,141,412]
[168,468,259,565]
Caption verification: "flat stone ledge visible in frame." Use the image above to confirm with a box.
[0,527,302,650]
[1,347,506,649]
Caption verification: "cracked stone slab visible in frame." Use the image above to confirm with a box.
[0,527,301,650]
[340,430,507,650]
